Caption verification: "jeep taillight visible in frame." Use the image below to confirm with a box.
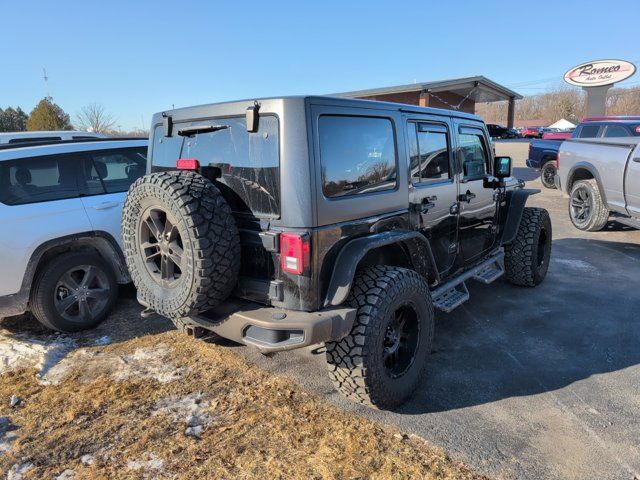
[176,158,200,170]
[556,152,560,169]
[280,233,310,275]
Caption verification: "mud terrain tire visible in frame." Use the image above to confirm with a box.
[325,266,434,409]
[122,171,240,318]
[504,207,552,287]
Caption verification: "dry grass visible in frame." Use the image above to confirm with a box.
[0,330,487,479]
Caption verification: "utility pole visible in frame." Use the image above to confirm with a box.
[42,68,49,97]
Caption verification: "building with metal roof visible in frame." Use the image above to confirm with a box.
[336,76,522,128]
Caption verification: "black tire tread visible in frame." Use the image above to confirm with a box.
[122,171,240,318]
[504,207,551,287]
[325,265,433,408]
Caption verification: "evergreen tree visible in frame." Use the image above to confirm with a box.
[26,97,72,131]
[0,106,29,132]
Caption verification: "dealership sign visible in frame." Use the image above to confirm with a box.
[564,59,636,87]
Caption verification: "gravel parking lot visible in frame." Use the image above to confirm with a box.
[3,141,639,479]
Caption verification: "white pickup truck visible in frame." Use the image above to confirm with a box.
[555,137,640,231]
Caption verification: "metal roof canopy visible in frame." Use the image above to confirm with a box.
[337,76,523,102]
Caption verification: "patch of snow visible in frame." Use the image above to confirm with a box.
[552,258,598,274]
[56,469,76,480]
[6,462,33,480]
[126,452,164,471]
[40,345,184,385]
[0,416,18,454]
[113,346,185,384]
[0,331,75,376]
[153,392,212,425]
[94,336,112,346]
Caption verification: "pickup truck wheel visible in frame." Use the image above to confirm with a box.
[569,179,609,231]
[122,171,241,319]
[30,252,117,332]
[504,207,552,287]
[325,266,434,409]
[541,161,557,189]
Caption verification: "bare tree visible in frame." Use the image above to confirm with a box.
[75,103,117,133]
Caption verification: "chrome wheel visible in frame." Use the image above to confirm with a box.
[54,265,111,323]
[139,207,184,288]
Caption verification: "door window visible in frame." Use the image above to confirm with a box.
[89,147,147,193]
[0,154,79,205]
[458,129,489,180]
[602,125,630,138]
[319,115,397,198]
[408,122,451,183]
[577,125,601,138]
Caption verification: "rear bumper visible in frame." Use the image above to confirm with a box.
[526,158,536,168]
[177,300,356,352]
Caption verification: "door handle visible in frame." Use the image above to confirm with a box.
[92,201,120,210]
[633,157,640,163]
[458,191,476,203]
[421,195,437,212]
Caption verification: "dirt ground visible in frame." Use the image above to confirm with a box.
[0,308,486,480]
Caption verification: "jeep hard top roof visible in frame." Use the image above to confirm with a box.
[152,95,483,125]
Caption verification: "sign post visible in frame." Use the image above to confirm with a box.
[564,59,636,117]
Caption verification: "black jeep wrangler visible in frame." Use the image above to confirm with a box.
[122,96,552,409]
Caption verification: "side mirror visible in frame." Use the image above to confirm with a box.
[494,156,512,179]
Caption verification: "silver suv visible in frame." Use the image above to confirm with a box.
[0,138,147,331]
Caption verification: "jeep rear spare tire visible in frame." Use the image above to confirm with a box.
[122,171,241,318]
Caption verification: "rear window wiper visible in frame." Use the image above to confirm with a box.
[177,124,230,137]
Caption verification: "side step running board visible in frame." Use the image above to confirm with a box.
[432,251,504,312]
[433,282,469,313]
[610,213,640,230]
[472,260,505,284]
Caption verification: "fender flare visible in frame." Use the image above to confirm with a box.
[23,231,129,292]
[501,189,540,245]
[324,230,438,307]
[566,162,608,204]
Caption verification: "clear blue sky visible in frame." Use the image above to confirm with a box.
[2,0,639,130]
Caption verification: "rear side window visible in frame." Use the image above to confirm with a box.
[0,154,79,205]
[408,122,451,183]
[602,125,630,138]
[89,147,147,193]
[319,115,397,198]
[577,125,601,138]
[152,115,280,218]
[458,128,490,179]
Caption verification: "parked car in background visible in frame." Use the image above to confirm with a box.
[0,138,148,331]
[542,129,574,140]
[523,127,543,138]
[0,131,107,144]
[527,117,640,188]
[487,124,517,139]
[556,137,640,231]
